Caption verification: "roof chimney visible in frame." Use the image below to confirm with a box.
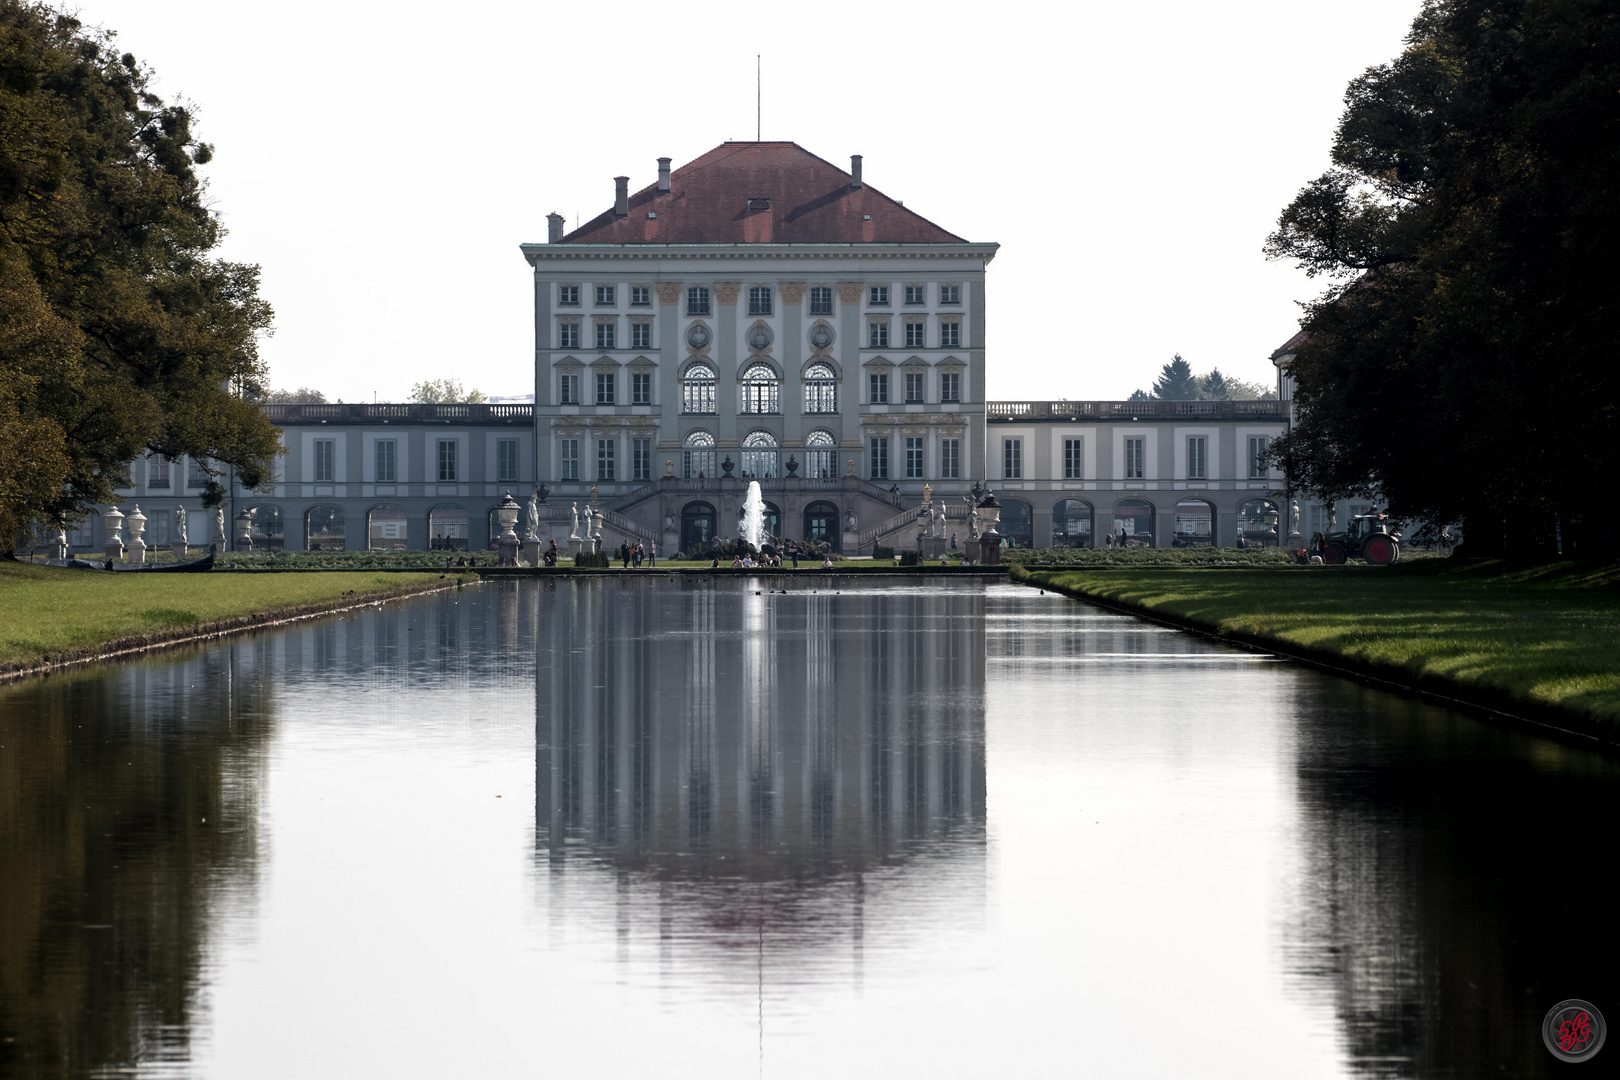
[613,176,629,217]
[657,157,671,193]
[850,154,862,189]
[547,212,564,243]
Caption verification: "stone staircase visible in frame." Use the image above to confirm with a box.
[860,503,972,550]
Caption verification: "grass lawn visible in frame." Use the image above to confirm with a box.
[0,561,470,673]
[1013,559,1620,728]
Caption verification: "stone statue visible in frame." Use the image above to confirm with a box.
[526,490,540,540]
[1327,502,1338,531]
[214,506,225,544]
[175,505,188,544]
[1288,500,1299,536]
[570,502,580,539]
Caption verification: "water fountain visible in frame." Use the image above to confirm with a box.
[740,480,766,550]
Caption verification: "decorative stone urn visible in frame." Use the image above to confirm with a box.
[125,504,148,563]
[721,456,735,478]
[975,491,1003,566]
[103,506,125,561]
[494,492,521,567]
[235,508,254,551]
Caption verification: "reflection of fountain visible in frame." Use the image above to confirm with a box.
[741,480,766,548]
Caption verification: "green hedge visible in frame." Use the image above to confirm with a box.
[1002,546,1295,567]
[216,550,496,570]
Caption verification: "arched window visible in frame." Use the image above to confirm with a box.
[803,501,841,551]
[683,430,716,479]
[803,429,836,479]
[305,505,346,551]
[1173,499,1215,547]
[682,363,716,414]
[368,504,408,550]
[998,499,1033,548]
[1111,499,1155,547]
[681,501,717,554]
[243,504,285,552]
[1053,500,1093,548]
[740,430,779,478]
[429,505,469,551]
[740,363,780,414]
[803,363,838,414]
[1237,498,1281,547]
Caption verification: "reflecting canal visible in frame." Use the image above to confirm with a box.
[1,578,1616,1078]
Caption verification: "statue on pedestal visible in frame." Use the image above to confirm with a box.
[526,490,540,541]
[214,507,225,546]
[175,505,188,545]
[1288,500,1300,537]
[569,502,580,540]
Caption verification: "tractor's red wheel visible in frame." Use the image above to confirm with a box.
[1364,536,1396,565]
[1322,543,1348,565]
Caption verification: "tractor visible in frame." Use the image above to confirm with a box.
[1312,513,1402,565]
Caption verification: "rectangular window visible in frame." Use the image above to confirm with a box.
[904,322,926,348]
[147,455,170,489]
[596,372,615,405]
[905,437,924,479]
[941,438,960,480]
[1125,437,1145,480]
[595,321,616,350]
[497,438,519,482]
[1187,436,1208,480]
[558,284,579,306]
[313,438,335,483]
[748,286,772,316]
[1248,436,1270,479]
[632,437,652,481]
[630,322,651,349]
[868,321,889,348]
[558,373,580,405]
[940,372,961,402]
[559,439,579,481]
[904,371,925,403]
[595,285,615,306]
[558,322,579,349]
[904,285,925,305]
[630,285,650,306]
[868,437,890,480]
[437,439,457,482]
[939,284,960,305]
[1064,438,1084,480]
[868,372,889,404]
[940,320,960,348]
[596,438,615,481]
[869,285,889,305]
[631,372,651,405]
[809,286,833,315]
[687,286,711,316]
[375,439,397,483]
[187,457,209,489]
[1003,438,1022,480]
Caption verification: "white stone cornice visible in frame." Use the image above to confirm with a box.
[520,242,1000,266]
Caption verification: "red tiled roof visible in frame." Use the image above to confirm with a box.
[557,142,967,245]
[1270,329,1309,360]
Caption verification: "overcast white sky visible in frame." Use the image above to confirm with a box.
[73,0,1420,403]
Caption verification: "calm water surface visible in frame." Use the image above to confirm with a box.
[2,577,1617,1078]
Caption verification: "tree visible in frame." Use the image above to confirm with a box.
[265,387,327,404]
[1150,354,1199,400]
[1219,375,1278,401]
[1200,369,1230,400]
[1127,388,1150,402]
[409,377,488,404]
[0,2,279,545]
[1264,0,1620,555]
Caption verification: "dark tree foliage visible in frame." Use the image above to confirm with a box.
[0,1,279,544]
[1265,0,1620,555]
[1150,354,1199,400]
[1201,368,1230,401]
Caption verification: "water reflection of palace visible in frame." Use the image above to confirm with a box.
[536,578,987,874]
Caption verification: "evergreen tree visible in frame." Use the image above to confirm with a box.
[1200,369,1230,400]
[1150,355,1199,400]
[1127,388,1150,402]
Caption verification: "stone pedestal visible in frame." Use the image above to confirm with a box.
[663,530,679,558]
[921,536,947,560]
[842,531,860,555]
[977,528,1003,566]
[172,540,189,562]
[522,538,542,567]
[570,536,587,560]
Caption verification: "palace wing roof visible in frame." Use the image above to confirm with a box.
[557,142,967,245]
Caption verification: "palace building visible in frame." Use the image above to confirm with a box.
[54,142,1313,558]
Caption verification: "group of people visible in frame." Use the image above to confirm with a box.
[1102,530,1135,548]
[616,540,655,568]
